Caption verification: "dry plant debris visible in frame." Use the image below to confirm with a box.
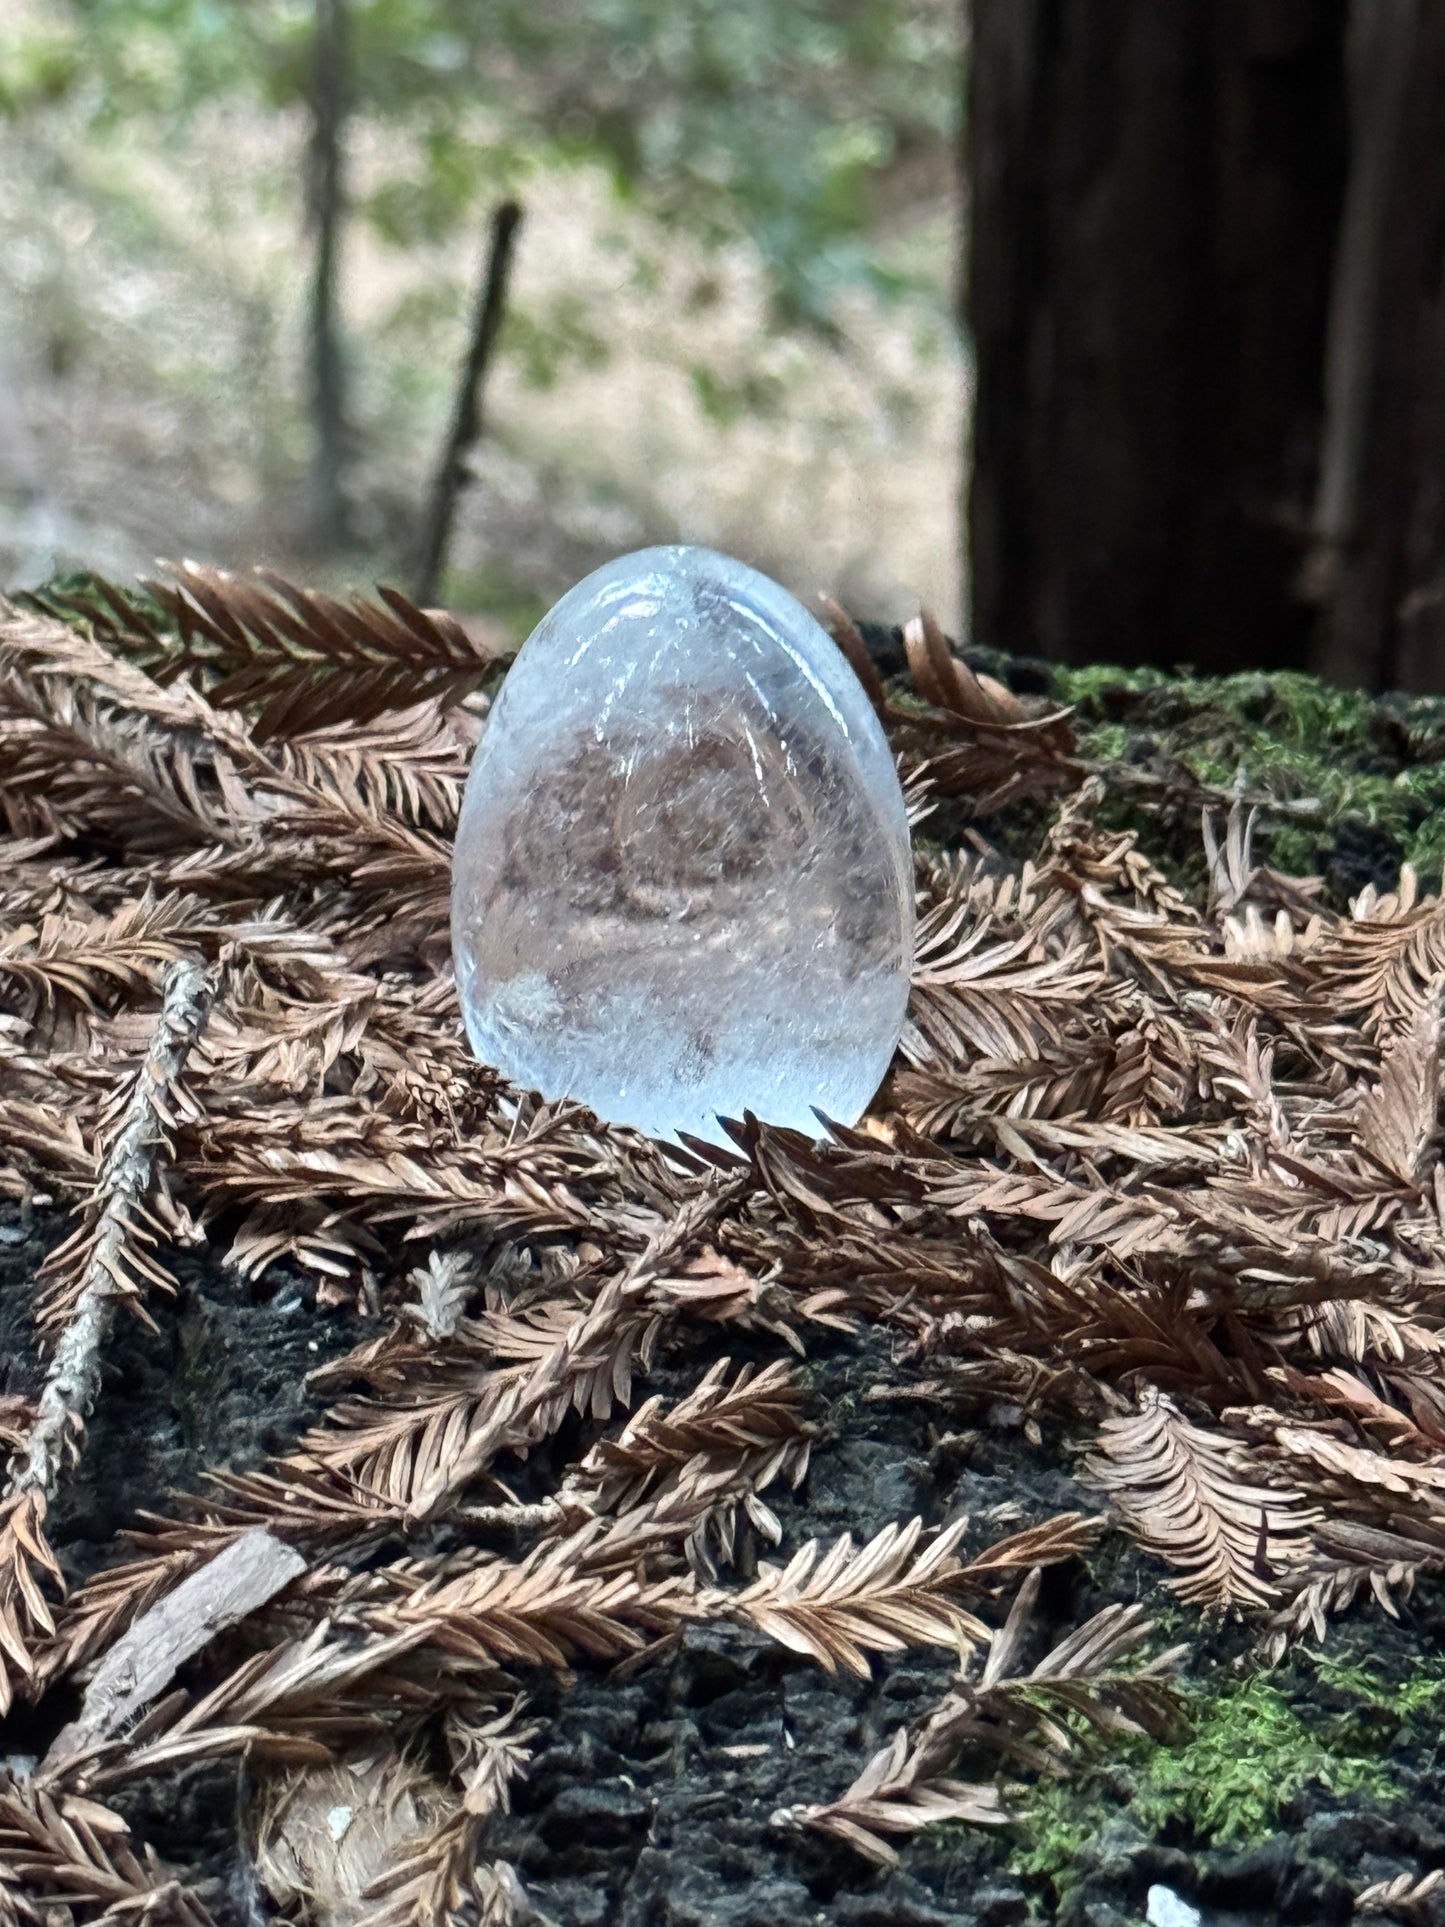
[773,1567,1184,1866]
[1,569,1444,1909]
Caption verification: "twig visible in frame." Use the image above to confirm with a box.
[9,956,212,1506]
[454,1499,567,1533]
[0,956,211,1713]
[413,199,524,605]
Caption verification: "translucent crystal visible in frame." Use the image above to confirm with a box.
[451,544,914,1144]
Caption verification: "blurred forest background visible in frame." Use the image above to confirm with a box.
[0,0,962,635]
[3,1,1444,689]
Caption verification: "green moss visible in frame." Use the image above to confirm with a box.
[1080,722,1129,765]
[1010,1775,1127,1897]
[1311,1650,1445,1731]
[1050,658,1445,893]
[1052,663,1173,706]
[1393,766,1445,878]
[1131,1672,1393,1843]
[1008,1650,1445,1902]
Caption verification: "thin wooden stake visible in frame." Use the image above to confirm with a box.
[413,199,524,607]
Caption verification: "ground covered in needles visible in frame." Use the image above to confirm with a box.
[4,572,1445,1924]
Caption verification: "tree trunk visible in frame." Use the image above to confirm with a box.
[1312,3,1445,692]
[306,0,350,553]
[966,0,1349,675]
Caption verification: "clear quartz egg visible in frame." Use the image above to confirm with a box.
[451,544,914,1144]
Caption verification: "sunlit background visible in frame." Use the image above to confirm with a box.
[0,0,964,636]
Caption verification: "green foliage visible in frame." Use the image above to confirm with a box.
[0,0,957,574]
[555,0,954,325]
[688,361,786,426]
[501,297,611,394]
[5,0,955,330]
[1,2,293,124]
[1010,1650,1445,1902]
[0,24,83,113]
[440,561,548,635]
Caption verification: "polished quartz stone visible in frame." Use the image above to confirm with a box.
[451,544,914,1144]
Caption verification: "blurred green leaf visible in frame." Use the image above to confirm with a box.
[501,295,610,392]
[0,30,85,113]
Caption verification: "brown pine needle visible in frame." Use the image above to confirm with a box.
[13,579,1445,1902]
[404,1174,751,1524]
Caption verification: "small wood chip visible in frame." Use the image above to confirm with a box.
[47,1527,305,1761]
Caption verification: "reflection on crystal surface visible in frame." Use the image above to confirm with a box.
[451,544,914,1144]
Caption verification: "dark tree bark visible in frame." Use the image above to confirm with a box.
[1313,2,1445,692]
[966,0,1350,674]
[413,200,524,609]
[306,0,350,553]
